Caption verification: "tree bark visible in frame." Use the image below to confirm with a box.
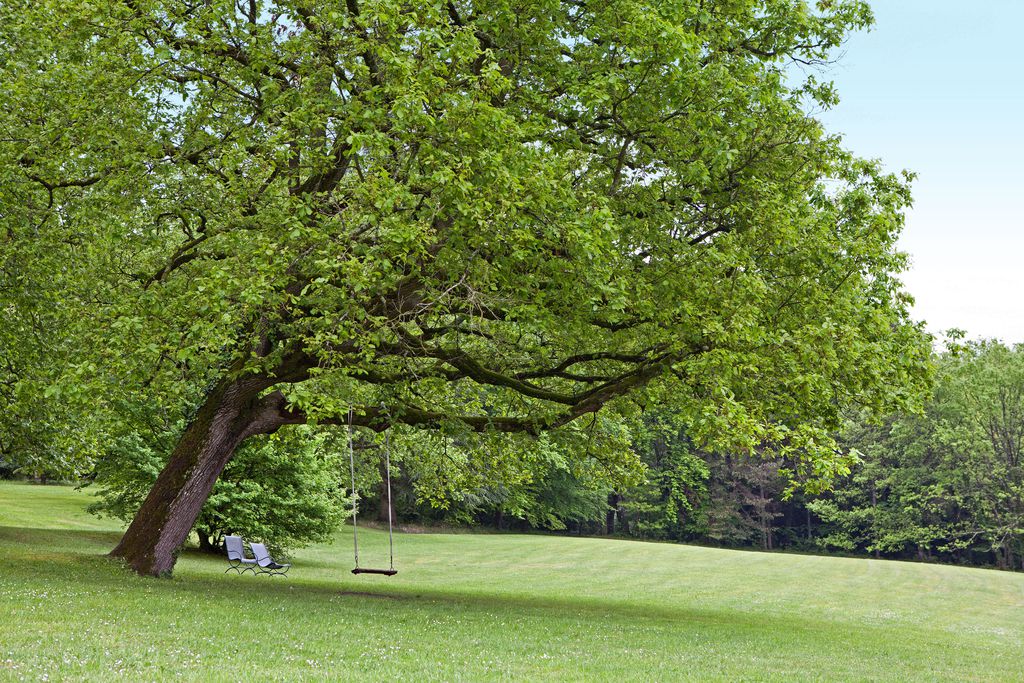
[109,376,276,576]
[606,492,621,535]
[377,458,393,524]
[197,529,218,554]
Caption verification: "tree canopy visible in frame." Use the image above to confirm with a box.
[0,0,930,575]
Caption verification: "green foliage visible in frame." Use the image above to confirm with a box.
[621,411,710,540]
[1,0,929,500]
[703,455,786,548]
[816,341,1024,568]
[521,468,609,531]
[388,416,636,530]
[89,427,351,555]
[0,0,155,478]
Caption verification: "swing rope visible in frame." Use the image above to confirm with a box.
[347,408,360,570]
[348,407,398,576]
[384,429,395,571]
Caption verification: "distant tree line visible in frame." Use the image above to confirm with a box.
[356,340,1024,571]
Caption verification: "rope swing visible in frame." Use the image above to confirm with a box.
[347,408,398,577]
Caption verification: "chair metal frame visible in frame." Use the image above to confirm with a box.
[224,535,258,575]
[250,542,291,577]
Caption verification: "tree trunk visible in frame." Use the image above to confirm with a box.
[759,484,770,550]
[606,492,621,535]
[197,529,218,554]
[377,458,393,524]
[109,377,274,576]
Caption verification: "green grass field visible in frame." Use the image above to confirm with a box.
[1,482,1022,681]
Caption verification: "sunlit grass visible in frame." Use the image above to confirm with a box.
[1,481,1022,681]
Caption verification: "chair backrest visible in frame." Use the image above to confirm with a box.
[224,535,245,561]
[249,542,273,567]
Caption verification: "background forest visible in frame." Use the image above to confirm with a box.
[357,338,1024,571]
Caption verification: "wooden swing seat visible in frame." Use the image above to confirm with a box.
[352,567,398,576]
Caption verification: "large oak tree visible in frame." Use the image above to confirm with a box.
[1,0,930,575]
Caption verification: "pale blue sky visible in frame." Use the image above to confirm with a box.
[816,1,1024,344]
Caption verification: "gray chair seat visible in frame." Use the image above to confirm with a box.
[224,535,258,575]
[250,542,291,577]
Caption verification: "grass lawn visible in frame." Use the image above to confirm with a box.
[1,482,1022,681]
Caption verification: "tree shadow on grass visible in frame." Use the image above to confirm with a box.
[0,525,123,549]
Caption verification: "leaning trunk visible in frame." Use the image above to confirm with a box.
[109,378,264,576]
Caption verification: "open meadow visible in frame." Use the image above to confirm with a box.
[1,481,1022,681]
